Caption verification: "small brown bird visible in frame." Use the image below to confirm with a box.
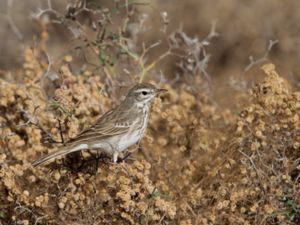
[32,83,166,167]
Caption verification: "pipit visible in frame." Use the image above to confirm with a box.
[32,83,166,167]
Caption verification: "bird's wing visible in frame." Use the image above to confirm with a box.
[32,110,133,167]
[66,108,134,145]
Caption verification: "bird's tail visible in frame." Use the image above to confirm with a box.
[32,144,86,167]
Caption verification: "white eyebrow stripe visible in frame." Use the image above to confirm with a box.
[135,88,149,92]
[134,88,152,93]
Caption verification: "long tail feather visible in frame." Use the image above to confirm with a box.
[32,144,87,167]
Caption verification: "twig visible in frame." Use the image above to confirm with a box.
[244,39,279,72]
[169,22,218,83]
[58,119,65,144]
[34,215,48,225]
[6,0,23,40]
[14,203,47,224]
[160,11,169,33]
[158,212,166,224]
[238,148,269,192]
[17,106,40,127]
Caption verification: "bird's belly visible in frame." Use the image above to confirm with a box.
[118,129,142,152]
[90,141,114,154]
[90,130,143,154]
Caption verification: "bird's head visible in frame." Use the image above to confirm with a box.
[127,83,167,105]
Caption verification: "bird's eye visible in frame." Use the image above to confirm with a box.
[142,91,148,95]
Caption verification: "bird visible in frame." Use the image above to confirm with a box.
[32,83,167,167]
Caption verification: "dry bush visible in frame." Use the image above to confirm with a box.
[0,46,176,224]
[1,45,299,224]
[0,1,300,225]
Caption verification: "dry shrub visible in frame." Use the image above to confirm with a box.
[0,46,177,224]
[1,41,299,225]
[184,64,299,224]
[1,1,300,225]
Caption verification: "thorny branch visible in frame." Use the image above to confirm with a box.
[18,106,64,145]
[169,22,219,82]
[14,203,48,225]
[244,39,279,72]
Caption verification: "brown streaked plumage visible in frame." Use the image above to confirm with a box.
[32,83,166,167]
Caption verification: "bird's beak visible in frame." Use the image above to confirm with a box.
[156,88,168,94]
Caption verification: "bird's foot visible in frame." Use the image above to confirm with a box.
[117,152,132,163]
[138,145,144,152]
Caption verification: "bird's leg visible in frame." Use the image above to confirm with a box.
[137,140,147,153]
[117,152,132,163]
[113,151,119,163]
[137,143,151,161]
[138,144,144,152]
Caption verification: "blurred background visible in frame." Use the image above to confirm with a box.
[1,0,300,75]
[1,0,300,107]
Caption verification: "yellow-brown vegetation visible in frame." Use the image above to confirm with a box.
[0,45,299,224]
